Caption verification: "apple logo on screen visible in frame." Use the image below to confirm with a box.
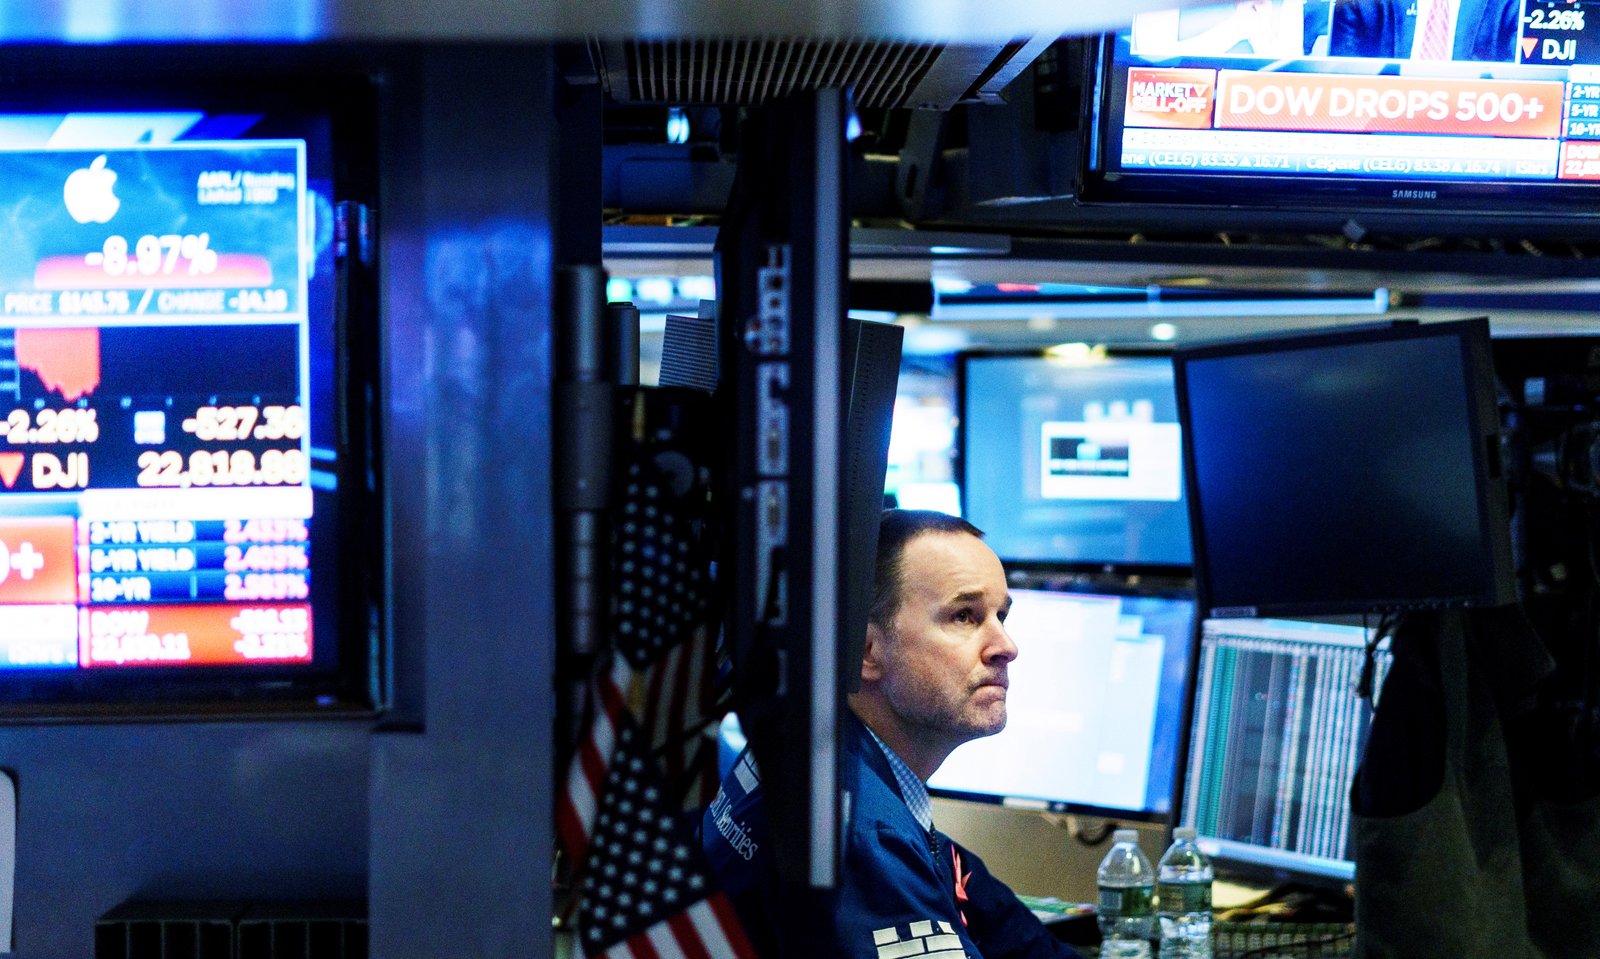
[63,155,120,224]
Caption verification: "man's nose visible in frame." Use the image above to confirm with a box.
[984,619,1018,665]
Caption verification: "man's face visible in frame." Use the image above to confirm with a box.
[866,531,1017,749]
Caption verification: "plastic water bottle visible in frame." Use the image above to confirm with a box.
[1097,828,1155,959]
[1157,827,1214,959]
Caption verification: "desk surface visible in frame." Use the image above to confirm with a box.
[1215,878,1272,910]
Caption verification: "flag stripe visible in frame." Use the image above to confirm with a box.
[623,930,663,959]
[646,644,669,745]
[578,728,610,796]
[666,910,713,959]
[646,918,691,959]
[666,637,688,752]
[555,793,587,859]
[703,894,759,959]
[692,630,721,806]
[599,656,632,722]
[559,654,632,868]
[557,730,603,863]
[664,642,689,785]
[677,633,702,790]
[650,643,680,751]
[564,697,614,852]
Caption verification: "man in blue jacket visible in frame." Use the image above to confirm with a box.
[1329,0,1520,63]
[704,509,1081,958]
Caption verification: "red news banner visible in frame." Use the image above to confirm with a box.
[1127,67,1564,139]
[1562,141,1600,179]
[81,604,313,668]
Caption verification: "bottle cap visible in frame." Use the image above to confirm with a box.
[1173,826,1197,841]
[1113,829,1140,844]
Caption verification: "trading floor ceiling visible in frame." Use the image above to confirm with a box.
[0,0,1211,43]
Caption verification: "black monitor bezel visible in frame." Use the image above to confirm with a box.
[955,346,1194,578]
[1172,317,1516,620]
[0,73,383,719]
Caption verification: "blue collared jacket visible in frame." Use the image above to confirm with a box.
[702,711,1081,959]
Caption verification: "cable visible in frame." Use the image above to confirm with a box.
[1042,812,1119,846]
[1357,612,1394,702]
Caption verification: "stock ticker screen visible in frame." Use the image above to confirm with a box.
[1103,0,1600,190]
[0,125,333,678]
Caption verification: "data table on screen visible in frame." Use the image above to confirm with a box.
[0,136,325,679]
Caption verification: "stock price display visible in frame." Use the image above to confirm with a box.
[0,323,318,668]
[0,140,318,672]
[0,324,305,494]
[0,145,303,323]
[1521,0,1600,64]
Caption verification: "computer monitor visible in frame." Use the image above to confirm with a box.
[1173,318,1515,618]
[1082,0,1600,237]
[1180,617,1393,882]
[928,582,1197,820]
[958,351,1191,572]
[0,85,381,714]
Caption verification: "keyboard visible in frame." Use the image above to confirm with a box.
[1213,921,1355,958]
[1067,921,1355,958]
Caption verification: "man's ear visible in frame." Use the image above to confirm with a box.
[860,622,886,683]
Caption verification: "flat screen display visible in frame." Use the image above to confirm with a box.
[0,101,377,711]
[1182,617,1391,882]
[1174,318,1514,617]
[959,352,1192,570]
[1087,0,1600,215]
[928,585,1196,820]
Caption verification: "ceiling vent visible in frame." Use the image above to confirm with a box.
[592,36,1054,110]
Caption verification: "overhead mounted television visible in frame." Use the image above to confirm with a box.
[1083,0,1600,232]
[928,581,1196,821]
[1173,317,1515,618]
[0,80,380,715]
[958,350,1192,572]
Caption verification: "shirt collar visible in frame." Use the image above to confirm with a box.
[864,724,934,834]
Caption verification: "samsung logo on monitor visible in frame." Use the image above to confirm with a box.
[1392,188,1439,200]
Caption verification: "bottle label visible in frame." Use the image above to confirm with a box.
[1098,885,1154,917]
[1157,881,1212,913]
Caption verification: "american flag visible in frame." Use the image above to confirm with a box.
[637,625,722,809]
[560,412,725,868]
[610,419,722,807]
[557,640,722,874]
[558,387,746,956]
[558,654,632,870]
[578,719,757,959]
